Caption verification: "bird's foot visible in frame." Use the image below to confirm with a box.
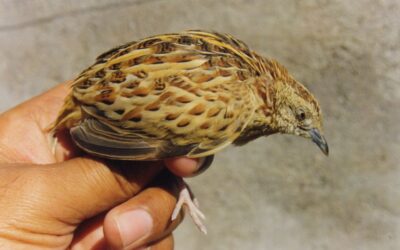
[171,179,207,234]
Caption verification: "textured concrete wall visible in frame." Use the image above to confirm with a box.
[1,0,399,249]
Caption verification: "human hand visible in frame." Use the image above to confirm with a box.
[0,82,212,250]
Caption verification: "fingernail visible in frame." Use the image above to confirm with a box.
[191,155,214,177]
[116,209,153,247]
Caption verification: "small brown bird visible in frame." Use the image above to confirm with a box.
[50,30,328,234]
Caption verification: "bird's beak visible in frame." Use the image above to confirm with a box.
[309,128,329,156]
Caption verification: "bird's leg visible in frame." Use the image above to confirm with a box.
[171,178,207,234]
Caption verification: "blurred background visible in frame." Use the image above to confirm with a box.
[1,0,399,249]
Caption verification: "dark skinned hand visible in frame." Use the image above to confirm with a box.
[0,82,210,250]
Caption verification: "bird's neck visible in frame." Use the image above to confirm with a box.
[246,79,289,134]
[232,77,277,146]
[250,76,275,116]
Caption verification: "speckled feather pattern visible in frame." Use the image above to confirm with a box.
[51,30,322,160]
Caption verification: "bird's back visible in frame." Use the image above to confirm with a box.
[52,30,265,159]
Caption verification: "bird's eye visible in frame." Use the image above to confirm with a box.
[296,109,306,121]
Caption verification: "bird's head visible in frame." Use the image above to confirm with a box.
[264,60,329,155]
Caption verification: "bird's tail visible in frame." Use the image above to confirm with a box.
[46,92,82,134]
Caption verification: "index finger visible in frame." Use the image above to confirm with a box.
[165,155,214,177]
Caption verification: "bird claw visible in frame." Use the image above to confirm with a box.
[171,180,207,234]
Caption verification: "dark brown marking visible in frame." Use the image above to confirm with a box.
[219,69,231,77]
[122,107,142,121]
[114,109,125,115]
[204,95,217,102]
[109,63,121,70]
[190,73,215,83]
[170,76,185,85]
[100,99,114,105]
[178,36,195,45]
[209,56,220,66]
[100,89,113,95]
[188,88,203,97]
[133,70,148,79]
[230,37,241,47]
[224,112,234,119]
[159,91,174,101]
[94,90,114,104]
[225,57,237,66]
[217,46,230,53]
[234,124,243,133]
[166,99,176,105]
[110,71,126,83]
[201,40,210,51]
[95,69,106,78]
[176,55,193,63]
[165,113,181,121]
[146,56,163,64]
[242,48,252,58]
[176,96,193,103]
[201,59,212,69]
[145,101,161,111]
[137,38,162,49]
[131,87,150,97]
[222,86,230,91]
[133,55,148,65]
[207,107,221,117]
[227,57,241,68]
[200,122,211,129]
[155,42,175,54]
[126,59,136,66]
[77,79,93,89]
[218,124,229,131]
[218,95,230,103]
[237,70,246,81]
[96,79,107,87]
[177,118,190,127]
[125,80,140,89]
[189,103,206,115]
[130,115,142,122]
[117,49,131,57]
[154,79,166,90]
[216,57,230,67]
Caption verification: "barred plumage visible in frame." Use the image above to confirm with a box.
[50,30,328,233]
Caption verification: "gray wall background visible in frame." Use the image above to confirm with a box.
[1,0,399,249]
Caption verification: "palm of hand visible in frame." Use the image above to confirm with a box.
[0,83,73,164]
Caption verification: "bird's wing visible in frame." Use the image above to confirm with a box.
[70,117,199,160]
[68,31,260,160]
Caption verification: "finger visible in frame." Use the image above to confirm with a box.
[69,172,180,250]
[165,155,214,177]
[71,226,175,250]
[104,171,182,250]
[144,234,174,250]
[70,213,107,250]
[24,157,165,234]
